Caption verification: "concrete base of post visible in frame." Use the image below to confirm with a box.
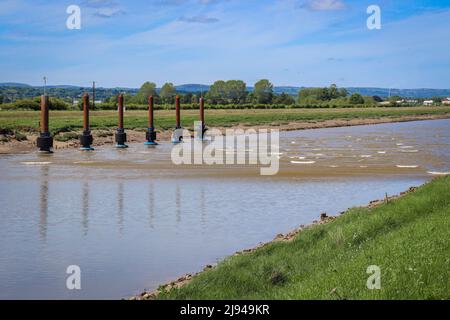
[37,134,53,153]
[144,128,158,145]
[171,127,183,144]
[79,131,94,151]
[115,129,128,148]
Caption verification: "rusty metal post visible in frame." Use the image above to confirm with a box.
[200,97,205,123]
[115,94,128,148]
[175,95,181,129]
[40,95,49,133]
[145,95,158,145]
[79,93,94,150]
[199,97,207,140]
[37,95,53,153]
[118,94,124,129]
[172,95,183,143]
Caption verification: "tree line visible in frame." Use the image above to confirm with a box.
[111,81,376,107]
[106,80,296,106]
[2,80,447,111]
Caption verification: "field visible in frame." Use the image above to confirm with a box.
[1,106,450,134]
[155,176,450,300]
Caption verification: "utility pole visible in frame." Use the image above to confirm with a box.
[92,81,96,110]
[43,76,47,96]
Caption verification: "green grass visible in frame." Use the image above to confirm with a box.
[157,176,450,300]
[0,107,449,134]
[54,132,79,142]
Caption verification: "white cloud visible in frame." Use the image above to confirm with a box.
[81,0,117,8]
[179,15,219,23]
[301,0,346,11]
[94,7,126,18]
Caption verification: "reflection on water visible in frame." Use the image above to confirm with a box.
[118,182,124,234]
[39,166,49,241]
[0,119,449,299]
[176,184,181,224]
[148,182,155,229]
[82,182,89,236]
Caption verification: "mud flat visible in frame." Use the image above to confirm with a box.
[1,113,449,155]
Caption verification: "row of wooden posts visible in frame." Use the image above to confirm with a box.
[37,93,207,153]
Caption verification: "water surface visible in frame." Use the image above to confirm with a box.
[0,119,449,299]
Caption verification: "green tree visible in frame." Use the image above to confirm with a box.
[349,93,365,105]
[431,96,442,103]
[339,88,348,98]
[135,82,157,104]
[160,83,177,104]
[328,84,339,99]
[181,93,192,104]
[298,85,349,105]
[206,80,227,104]
[274,93,295,105]
[388,95,402,106]
[246,92,255,104]
[225,80,247,104]
[0,95,3,104]
[253,79,273,104]
[298,88,321,104]
[317,87,330,101]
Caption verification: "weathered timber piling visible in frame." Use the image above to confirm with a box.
[37,95,53,153]
[79,93,94,151]
[172,95,183,144]
[199,96,207,140]
[144,95,158,145]
[115,94,128,148]
[176,95,181,129]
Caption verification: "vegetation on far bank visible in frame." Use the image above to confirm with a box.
[156,176,450,300]
[1,82,448,111]
[0,107,450,139]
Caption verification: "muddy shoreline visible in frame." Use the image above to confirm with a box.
[131,185,420,300]
[1,113,449,155]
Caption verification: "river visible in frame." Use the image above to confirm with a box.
[0,119,449,299]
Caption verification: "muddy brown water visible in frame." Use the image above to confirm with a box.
[0,119,449,299]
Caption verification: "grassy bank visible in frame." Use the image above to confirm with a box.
[156,176,450,300]
[1,106,450,135]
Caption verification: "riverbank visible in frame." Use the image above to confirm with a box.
[135,176,449,300]
[1,107,450,154]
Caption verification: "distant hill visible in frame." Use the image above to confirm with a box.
[0,82,31,87]
[345,87,450,99]
[271,87,450,98]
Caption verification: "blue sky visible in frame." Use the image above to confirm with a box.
[0,0,449,88]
